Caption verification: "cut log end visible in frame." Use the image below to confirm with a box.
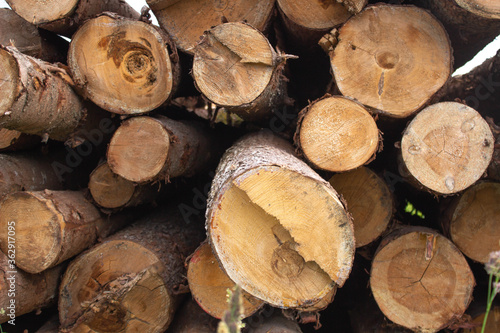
[455,0,500,19]
[88,163,137,209]
[370,228,474,332]
[108,117,170,183]
[209,165,353,308]
[297,96,379,172]
[401,102,494,194]
[6,0,79,25]
[0,47,18,117]
[329,167,393,248]
[187,242,264,319]
[68,14,175,114]
[278,0,352,30]
[330,4,452,117]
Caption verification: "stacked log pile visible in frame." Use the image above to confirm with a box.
[0,0,499,332]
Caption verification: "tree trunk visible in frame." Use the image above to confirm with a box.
[370,226,475,332]
[0,252,64,324]
[0,128,40,152]
[245,311,303,333]
[294,95,380,172]
[88,162,160,209]
[0,153,64,197]
[58,207,205,333]
[0,8,68,63]
[323,4,452,118]
[146,0,275,54]
[0,189,133,274]
[328,166,393,248]
[166,298,219,333]
[107,115,214,183]
[441,181,500,263]
[277,0,366,50]
[409,0,500,69]
[192,22,290,121]
[0,45,85,141]
[187,242,264,319]
[5,0,139,37]
[400,102,494,194]
[206,131,355,309]
[68,13,181,115]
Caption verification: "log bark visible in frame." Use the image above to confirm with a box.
[146,0,275,54]
[88,162,160,209]
[0,45,85,141]
[68,13,181,115]
[166,297,219,333]
[187,242,264,319]
[441,181,500,263]
[107,115,213,183]
[294,95,380,172]
[192,22,289,121]
[400,102,494,194]
[206,131,355,308]
[323,4,452,118]
[245,311,303,333]
[36,316,60,333]
[409,0,500,69]
[0,128,40,151]
[5,0,139,37]
[328,166,393,248]
[58,207,205,333]
[0,153,64,197]
[370,226,475,332]
[0,189,132,273]
[0,8,68,63]
[0,252,64,324]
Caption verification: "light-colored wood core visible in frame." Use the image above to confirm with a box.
[296,96,379,172]
[329,167,393,247]
[68,14,177,114]
[455,0,500,19]
[187,242,264,319]
[448,182,500,263]
[278,0,352,30]
[328,4,452,117]
[207,132,354,309]
[0,48,19,118]
[89,163,136,209]
[371,227,474,332]
[7,0,79,25]
[401,102,494,194]
[146,0,275,54]
[0,129,39,151]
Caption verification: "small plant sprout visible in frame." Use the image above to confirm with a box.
[217,285,245,333]
[482,249,500,333]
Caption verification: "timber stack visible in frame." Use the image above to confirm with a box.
[0,0,499,332]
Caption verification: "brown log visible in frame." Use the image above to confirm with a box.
[166,297,218,333]
[146,0,275,54]
[68,13,181,115]
[441,181,500,263]
[206,131,355,308]
[400,102,494,194]
[58,207,205,333]
[0,128,40,152]
[410,0,500,69]
[329,166,393,248]
[463,305,500,333]
[187,242,264,319]
[294,95,380,172]
[0,153,64,197]
[35,316,60,333]
[5,0,139,37]
[245,311,303,333]
[0,189,132,273]
[0,8,68,63]
[0,45,85,141]
[107,115,213,183]
[0,251,64,324]
[322,4,452,118]
[370,226,475,332]
[88,162,160,209]
[192,22,291,121]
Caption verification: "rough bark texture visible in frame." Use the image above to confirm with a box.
[0,45,85,141]
[0,190,132,273]
[207,131,355,308]
[0,252,65,324]
[6,0,139,37]
[58,207,205,333]
[0,153,64,197]
[0,128,40,151]
[166,297,219,333]
[0,8,68,63]
[68,13,181,114]
[35,316,60,333]
[245,311,303,333]
[409,0,500,69]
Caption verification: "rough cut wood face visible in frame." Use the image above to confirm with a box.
[277,0,352,30]
[401,102,494,194]
[330,4,452,117]
[371,228,474,332]
[6,0,79,24]
[0,48,19,117]
[89,163,136,209]
[455,0,500,19]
